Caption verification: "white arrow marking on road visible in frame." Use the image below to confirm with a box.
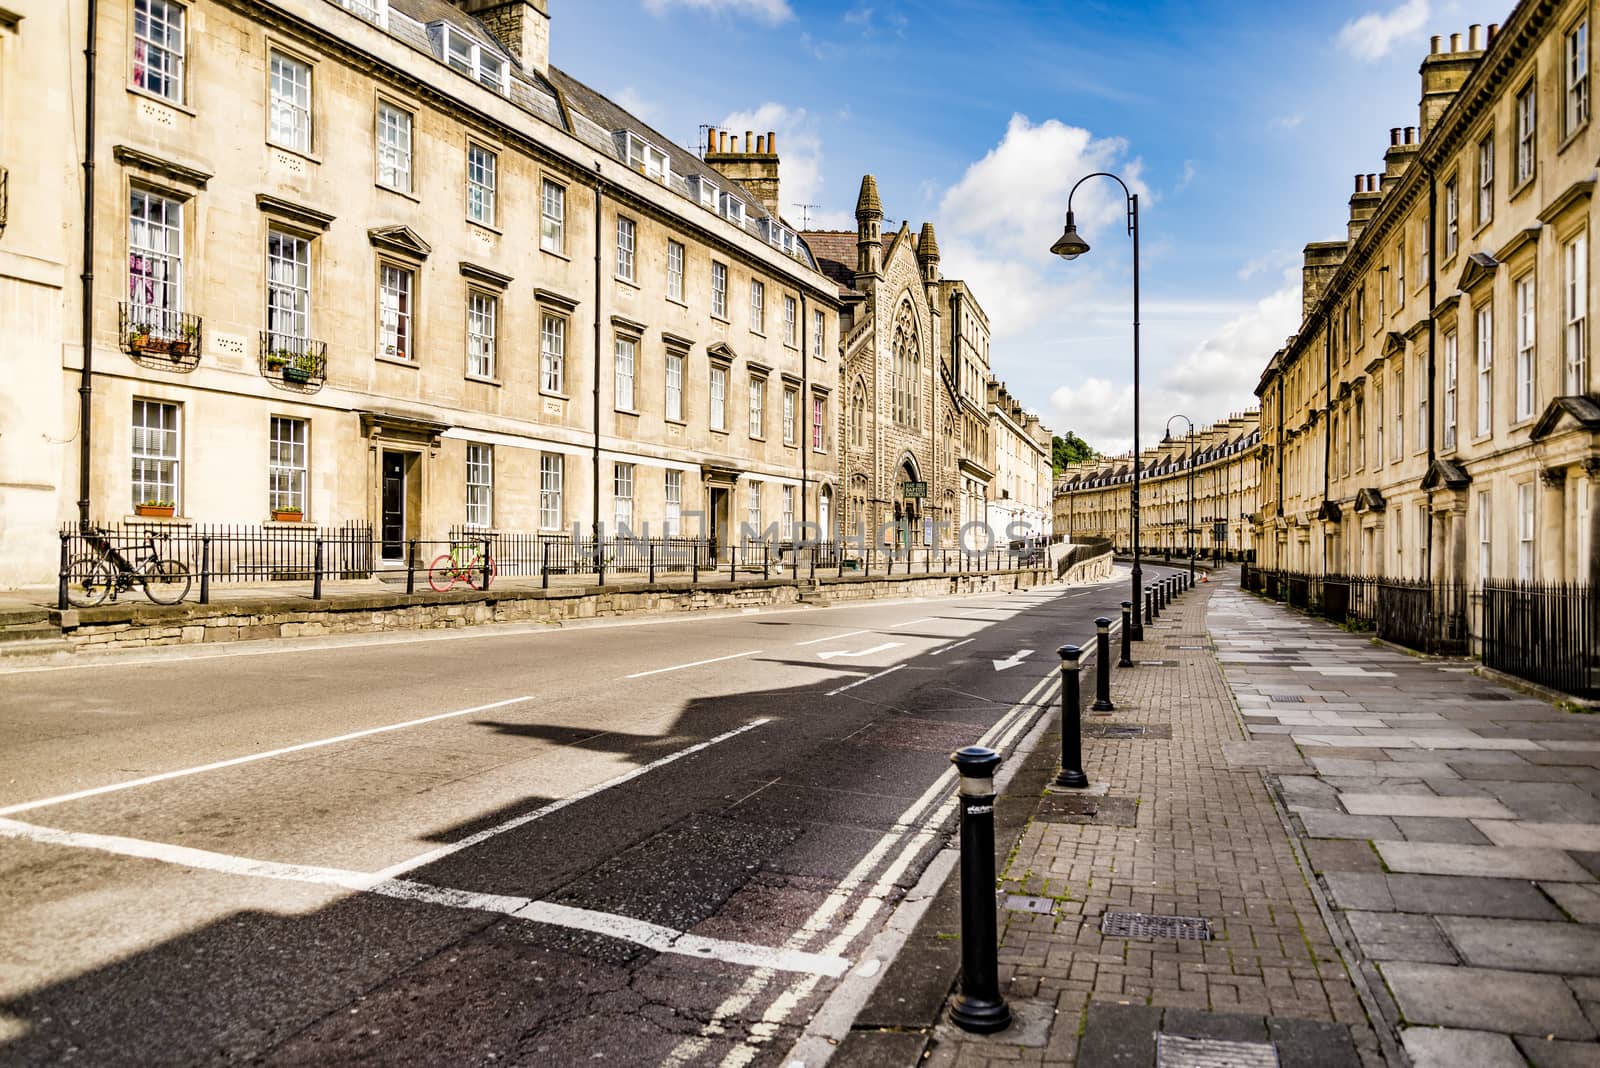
[992,648,1035,672]
[817,642,902,660]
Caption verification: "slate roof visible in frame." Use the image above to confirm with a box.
[798,230,903,298]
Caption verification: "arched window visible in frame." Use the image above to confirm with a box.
[892,302,921,429]
[851,381,867,447]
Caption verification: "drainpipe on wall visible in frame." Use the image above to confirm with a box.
[592,178,603,543]
[78,0,99,527]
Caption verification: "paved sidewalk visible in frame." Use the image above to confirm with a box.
[906,577,1376,1067]
[1212,584,1600,1068]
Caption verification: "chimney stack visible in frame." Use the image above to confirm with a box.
[703,122,783,219]
[1420,23,1486,137]
[455,1,550,76]
[1469,24,1482,50]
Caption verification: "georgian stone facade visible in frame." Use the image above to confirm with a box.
[0,0,842,584]
[1256,4,1599,588]
[987,381,1054,544]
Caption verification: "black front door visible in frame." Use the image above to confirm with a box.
[381,451,406,561]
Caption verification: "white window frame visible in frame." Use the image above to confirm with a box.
[269,50,312,154]
[1477,490,1493,580]
[710,365,727,431]
[1518,481,1536,581]
[616,216,636,282]
[615,335,636,411]
[749,376,764,438]
[541,313,565,394]
[665,469,683,536]
[782,484,795,541]
[128,188,183,332]
[1444,179,1458,259]
[378,262,413,361]
[132,0,185,103]
[812,309,824,359]
[541,179,565,254]
[1476,304,1494,435]
[377,101,413,192]
[812,393,826,451]
[721,193,745,226]
[467,143,497,227]
[1393,370,1404,461]
[466,443,493,529]
[467,290,496,379]
[783,295,797,346]
[267,228,311,345]
[337,0,386,26]
[132,398,181,510]
[665,351,684,422]
[750,279,765,333]
[625,132,670,182]
[614,462,635,533]
[747,480,762,531]
[1516,83,1536,185]
[1565,233,1588,394]
[1395,238,1406,305]
[1477,132,1495,226]
[782,387,797,445]
[437,23,508,93]
[539,453,563,531]
[269,415,308,515]
[711,261,728,319]
[1567,20,1590,136]
[1442,329,1458,450]
[1516,274,1536,420]
[667,240,685,303]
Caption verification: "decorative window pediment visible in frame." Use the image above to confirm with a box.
[1455,250,1500,292]
[368,225,431,260]
[1529,395,1600,440]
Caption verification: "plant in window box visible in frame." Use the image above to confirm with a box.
[265,349,289,372]
[127,323,151,353]
[170,321,199,358]
[135,499,176,518]
[283,352,318,384]
[271,505,303,523]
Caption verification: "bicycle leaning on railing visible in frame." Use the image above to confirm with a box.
[427,539,495,592]
[65,527,193,607]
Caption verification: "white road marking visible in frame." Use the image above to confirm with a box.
[823,665,905,696]
[927,638,974,657]
[889,618,936,629]
[623,650,763,679]
[376,719,770,880]
[794,629,870,647]
[992,648,1035,672]
[816,642,902,661]
[0,695,533,818]
[0,817,847,977]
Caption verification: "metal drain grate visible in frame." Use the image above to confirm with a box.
[1140,659,1177,667]
[1101,911,1211,941]
[1083,722,1172,739]
[1157,1034,1278,1068]
[1002,894,1056,915]
[1269,694,1306,703]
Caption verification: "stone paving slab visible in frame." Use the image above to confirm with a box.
[1338,794,1514,819]
[1401,1027,1526,1067]
[1376,838,1596,882]
[1378,962,1596,1039]
[1437,917,1600,975]
[1474,821,1600,851]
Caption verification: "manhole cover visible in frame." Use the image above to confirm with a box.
[1083,722,1172,739]
[1270,695,1305,703]
[1157,1034,1278,1068]
[1101,911,1211,940]
[1036,793,1138,826]
[1002,894,1055,915]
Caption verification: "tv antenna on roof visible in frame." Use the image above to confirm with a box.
[792,203,819,228]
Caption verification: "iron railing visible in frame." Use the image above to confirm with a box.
[120,302,204,370]
[259,332,328,389]
[1481,581,1599,698]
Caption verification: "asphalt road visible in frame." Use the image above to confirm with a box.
[0,564,1179,1067]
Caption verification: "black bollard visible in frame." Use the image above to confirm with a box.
[1147,585,1158,621]
[1056,646,1088,788]
[949,746,1012,1034]
[1119,601,1133,667]
[1092,617,1115,712]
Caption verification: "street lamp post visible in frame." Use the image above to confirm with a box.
[1166,415,1195,584]
[1051,174,1143,639]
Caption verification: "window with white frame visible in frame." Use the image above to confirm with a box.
[1567,20,1590,135]
[615,336,636,410]
[541,179,565,253]
[749,376,764,438]
[267,229,311,344]
[750,279,765,333]
[720,193,745,225]
[1518,481,1535,580]
[437,24,507,92]
[783,387,797,445]
[336,0,386,24]
[1516,274,1536,420]
[1419,215,1430,283]
[269,416,308,514]
[1377,267,1386,321]
[1375,381,1385,461]
[132,399,180,509]
[664,469,683,536]
[782,485,795,540]
[1395,239,1405,305]
[132,0,185,102]
[1443,329,1458,450]
[613,462,634,532]
[128,189,182,331]
[1417,504,1430,575]
[467,144,496,226]
[1477,132,1495,225]
[616,216,635,282]
[1356,398,1366,468]
[624,133,670,182]
[712,261,727,318]
[1444,179,1458,259]
[377,102,412,192]
[466,444,493,528]
[467,291,496,378]
[378,263,412,360]
[710,365,727,430]
[1477,490,1493,580]
[1393,369,1404,460]
[812,309,824,359]
[747,480,762,531]
[783,295,797,346]
[540,314,566,393]
[667,240,684,302]
[539,453,563,530]
[693,176,718,211]
[1565,233,1588,394]
[665,351,683,421]
[812,393,826,451]
[1579,479,1592,575]
[1516,83,1536,184]
[1476,304,1493,435]
[269,51,312,153]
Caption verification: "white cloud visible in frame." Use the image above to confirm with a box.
[642,0,792,24]
[717,103,853,230]
[1338,0,1430,61]
[844,5,873,26]
[613,87,660,126]
[1178,160,1196,189]
[1268,113,1304,131]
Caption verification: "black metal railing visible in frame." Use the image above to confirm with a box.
[1373,579,1468,655]
[120,302,204,370]
[259,332,328,389]
[1482,581,1599,698]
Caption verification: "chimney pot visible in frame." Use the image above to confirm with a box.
[719,130,728,152]
[1431,34,1442,53]
[1488,23,1499,43]
[1469,23,1482,49]
[1355,175,1363,192]
[1450,32,1462,52]
[1405,126,1416,144]
[1390,127,1402,146]
[1369,172,1379,190]
[767,130,776,154]
[755,134,765,153]
[745,130,754,153]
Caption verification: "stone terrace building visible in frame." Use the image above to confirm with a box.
[804,180,995,551]
[1256,5,1598,588]
[1054,411,1261,561]
[986,380,1053,544]
[0,0,842,584]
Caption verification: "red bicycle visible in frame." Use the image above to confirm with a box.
[427,540,496,592]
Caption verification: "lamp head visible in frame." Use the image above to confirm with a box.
[1050,210,1090,260]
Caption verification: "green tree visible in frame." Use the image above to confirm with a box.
[1052,432,1097,475]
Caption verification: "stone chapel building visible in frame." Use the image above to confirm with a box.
[803,176,996,551]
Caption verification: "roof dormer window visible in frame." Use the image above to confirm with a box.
[720,193,745,226]
[430,23,510,94]
[333,0,386,25]
[624,133,670,182]
[690,175,718,210]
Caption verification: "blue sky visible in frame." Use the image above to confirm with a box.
[552,0,1515,454]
